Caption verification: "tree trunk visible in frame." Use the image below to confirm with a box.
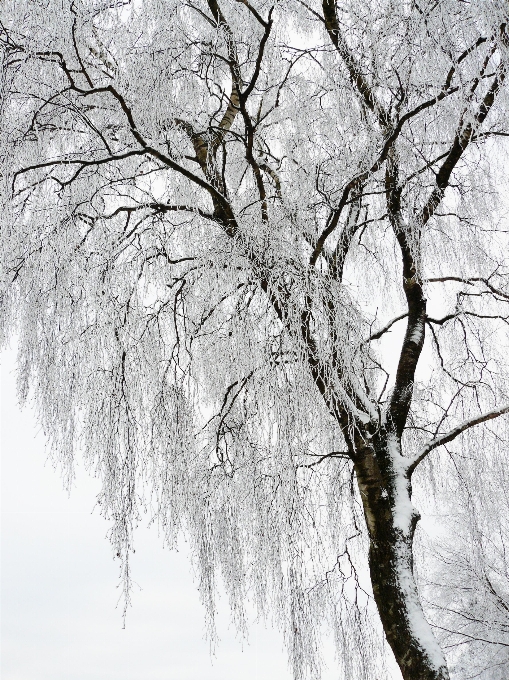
[355,437,449,680]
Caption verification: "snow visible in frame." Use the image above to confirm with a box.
[387,434,415,534]
[407,325,424,346]
[395,542,447,673]
[356,410,371,425]
[387,435,447,672]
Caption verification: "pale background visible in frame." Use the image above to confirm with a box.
[2,345,300,680]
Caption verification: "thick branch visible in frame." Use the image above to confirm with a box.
[386,154,426,437]
[421,48,506,225]
[233,0,268,27]
[321,0,388,127]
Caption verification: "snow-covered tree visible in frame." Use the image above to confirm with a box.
[1,1,509,678]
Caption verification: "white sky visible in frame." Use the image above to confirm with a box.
[1,346,298,680]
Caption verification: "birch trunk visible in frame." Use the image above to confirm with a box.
[355,437,449,680]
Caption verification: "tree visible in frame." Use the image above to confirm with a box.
[1,1,509,678]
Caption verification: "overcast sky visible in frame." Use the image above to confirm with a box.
[1,345,302,680]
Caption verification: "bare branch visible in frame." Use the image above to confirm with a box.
[428,276,509,301]
[366,313,408,342]
[233,0,268,27]
[298,451,350,468]
[321,0,388,127]
[241,7,274,101]
[408,404,509,475]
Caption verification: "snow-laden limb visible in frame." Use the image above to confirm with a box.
[408,404,509,475]
[388,434,416,535]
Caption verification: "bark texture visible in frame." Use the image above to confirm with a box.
[355,439,450,680]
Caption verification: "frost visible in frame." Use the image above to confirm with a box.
[408,326,424,346]
[395,542,447,673]
[1,0,509,678]
[387,434,415,534]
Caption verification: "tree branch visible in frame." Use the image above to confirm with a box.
[408,404,509,475]
[298,451,350,468]
[321,0,388,128]
[386,151,426,437]
[102,203,216,222]
[366,313,408,342]
[421,42,506,226]
[12,149,148,191]
[233,0,268,27]
[240,6,274,101]
[428,276,509,301]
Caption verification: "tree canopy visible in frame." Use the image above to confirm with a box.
[1,1,509,678]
